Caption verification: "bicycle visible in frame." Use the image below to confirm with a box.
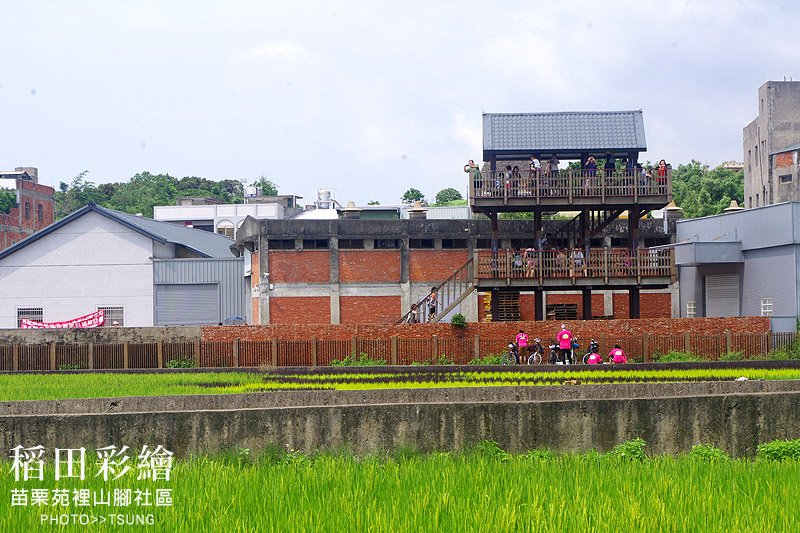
[581,339,600,364]
[526,338,544,365]
[501,343,519,365]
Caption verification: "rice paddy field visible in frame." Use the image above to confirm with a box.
[2,442,799,532]
[2,365,800,400]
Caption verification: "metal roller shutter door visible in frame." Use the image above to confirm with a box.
[155,284,219,325]
[704,273,739,317]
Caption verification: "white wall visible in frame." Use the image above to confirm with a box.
[0,212,155,327]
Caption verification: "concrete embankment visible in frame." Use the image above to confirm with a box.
[2,381,800,457]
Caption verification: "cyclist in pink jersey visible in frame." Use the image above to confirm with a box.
[557,324,572,364]
[609,344,627,364]
[515,329,530,364]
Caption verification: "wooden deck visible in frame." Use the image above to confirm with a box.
[473,248,675,290]
[469,169,672,211]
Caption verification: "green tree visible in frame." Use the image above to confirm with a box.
[367,200,381,205]
[53,171,111,219]
[252,176,279,196]
[672,161,744,218]
[0,189,16,214]
[401,188,425,204]
[434,188,463,205]
[109,172,179,217]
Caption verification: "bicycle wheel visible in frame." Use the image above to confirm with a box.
[527,353,542,365]
[501,353,515,365]
[582,353,589,364]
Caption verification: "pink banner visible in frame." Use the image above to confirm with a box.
[21,310,106,329]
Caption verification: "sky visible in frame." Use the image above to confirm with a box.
[1,0,798,207]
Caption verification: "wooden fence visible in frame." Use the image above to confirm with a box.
[0,331,795,371]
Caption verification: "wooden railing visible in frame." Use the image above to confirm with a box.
[469,168,672,201]
[475,248,673,281]
[0,330,792,369]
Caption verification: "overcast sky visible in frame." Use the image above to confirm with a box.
[2,0,797,206]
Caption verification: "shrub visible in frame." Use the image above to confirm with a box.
[610,438,647,461]
[526,449,556,461]
[57,363,84,371]
[688,444,729,462]
[654,351,704,363]
[468,354,504,365]
[756,439,800,462]
[450,313,467,328]
[166,357,198,368]
[330,353,386,366]
[719,351,744,361]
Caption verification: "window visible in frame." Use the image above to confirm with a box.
[98,306,124,326]
[24,202,30,219]
[374,238,399,249]
[441,239,468,249]
[476,239,493,249]
[780,174,792,184]
[339,239,364,249]
[216,220,235,239]
[302,239,329,249]
[268,239,295,250]
[686,301,696,319]
[760,298,773,317]
[17,307,43,327]
[409,239,434,249]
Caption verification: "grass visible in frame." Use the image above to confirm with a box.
[2,443,799,532]
[2,367,800,400]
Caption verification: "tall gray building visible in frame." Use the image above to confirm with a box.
[743,81,800,208]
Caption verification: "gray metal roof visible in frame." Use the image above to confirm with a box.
[0,203,236,260]
[483,111,647,155]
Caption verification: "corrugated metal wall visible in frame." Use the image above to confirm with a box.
[153,258,245,323]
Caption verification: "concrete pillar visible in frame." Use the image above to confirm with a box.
[534,210,543,249]
[330,236,340,324]
[603,290,614,317]
[534,289,544,321]
[400,236,411,314]
[258,232,270,325]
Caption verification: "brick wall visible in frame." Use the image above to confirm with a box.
[269,250,329,283]
[269,297,330,324]
[340,296,401,324]
[409,250,468,282]
[339,250,400,282]
[203,316,771,342]
[0,178,55,251]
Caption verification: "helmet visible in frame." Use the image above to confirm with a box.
[508,343,515,349]
[534,338,540,343]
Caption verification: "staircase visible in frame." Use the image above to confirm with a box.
[496,290,520,321]
[553,209,625,247]
[398,258,475,324]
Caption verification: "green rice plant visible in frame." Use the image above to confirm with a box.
[688,444,730,462]
[471,440,510,462]
[756,439,800,462]
[654,351,705,362]
[526,449,557,461]
[330,352,387,366]
[610,438,647,461]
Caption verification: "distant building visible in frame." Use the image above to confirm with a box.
[0,167,54,251]
[0,204,244,328]
[675,201,800,332]
[154,193,303,239]
[743,81,800,207]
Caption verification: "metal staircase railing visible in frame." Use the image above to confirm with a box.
[398,258,475,324]
[553,209,625,247]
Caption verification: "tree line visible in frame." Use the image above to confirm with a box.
[54,172,279,219]
[48,160,742,221]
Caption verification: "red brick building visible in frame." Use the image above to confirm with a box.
[0,167,55,251]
